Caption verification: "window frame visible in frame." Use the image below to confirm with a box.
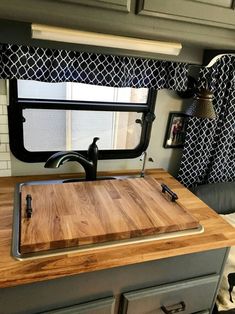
[8,79,157,163]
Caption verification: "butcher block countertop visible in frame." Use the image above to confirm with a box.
[1,168,235,288]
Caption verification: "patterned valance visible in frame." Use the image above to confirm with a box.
[0,44,189,90]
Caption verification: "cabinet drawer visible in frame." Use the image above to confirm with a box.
[41,296,115,314]
[121,275,219,314]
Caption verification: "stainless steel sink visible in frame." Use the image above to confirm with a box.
[12,175,204,261]
[11,174,142,260]
[62,176,117,183]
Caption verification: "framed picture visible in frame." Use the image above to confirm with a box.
[163,112,188,148]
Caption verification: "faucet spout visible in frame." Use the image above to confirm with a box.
[44,137,99,181]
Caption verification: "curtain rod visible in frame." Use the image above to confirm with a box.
[189,53,235,71]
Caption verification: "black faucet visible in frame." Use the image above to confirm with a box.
[44,137,99,181]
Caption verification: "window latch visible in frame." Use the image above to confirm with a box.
[145,112,156,123]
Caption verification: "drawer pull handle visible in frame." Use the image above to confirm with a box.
[161,301,186,314]
[161,184,178,202]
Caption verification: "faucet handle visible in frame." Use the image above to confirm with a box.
[92,137,100,144]
[88,137,99,162]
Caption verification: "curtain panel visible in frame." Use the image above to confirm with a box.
[0,43,189,90]
[178,55,235,187]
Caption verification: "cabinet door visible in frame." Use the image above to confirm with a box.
[121,275,219,314]
[137,0,235,29]
[41,297,115,314]
[57,0,131,12]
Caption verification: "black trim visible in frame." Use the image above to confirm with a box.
[18,99,148,112]
[8,80,157,162]
[163,112,188,149]
[203,49,235,66]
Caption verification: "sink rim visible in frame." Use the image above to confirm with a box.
[12,175,204,261]
[18,174,142,187]
[13,226,204,261]
[12,182,204,261]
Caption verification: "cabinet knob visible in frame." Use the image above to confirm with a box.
[161,301,186,314]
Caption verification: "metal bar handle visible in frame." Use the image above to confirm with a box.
[161,301,186,314]
[26,194,32,218]
[161,183,178,202]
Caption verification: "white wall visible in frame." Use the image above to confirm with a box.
[147,89,185,175]
[0,80,11,177]
[8,87,186,178]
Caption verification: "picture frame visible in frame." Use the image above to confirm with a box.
[163,112,188,148]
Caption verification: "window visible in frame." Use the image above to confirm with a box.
[8,80,157,162]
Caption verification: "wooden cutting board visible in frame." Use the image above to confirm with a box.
[20,176,199,254]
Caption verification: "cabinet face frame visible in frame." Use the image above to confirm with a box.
[0,248,229,314]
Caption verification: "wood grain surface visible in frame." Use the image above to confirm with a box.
[20,176,199,253]
[1,169,235,288]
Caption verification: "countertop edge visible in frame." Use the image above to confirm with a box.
[1,169,235,288]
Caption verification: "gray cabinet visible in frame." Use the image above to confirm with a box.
[0,0,235,56]
[121,275,219,314]
[41,297,115,314]
[137,0,235,30]
[0,248,229,314]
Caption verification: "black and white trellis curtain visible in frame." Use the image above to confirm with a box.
[178,55,235,187]
[0,43,189,90]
